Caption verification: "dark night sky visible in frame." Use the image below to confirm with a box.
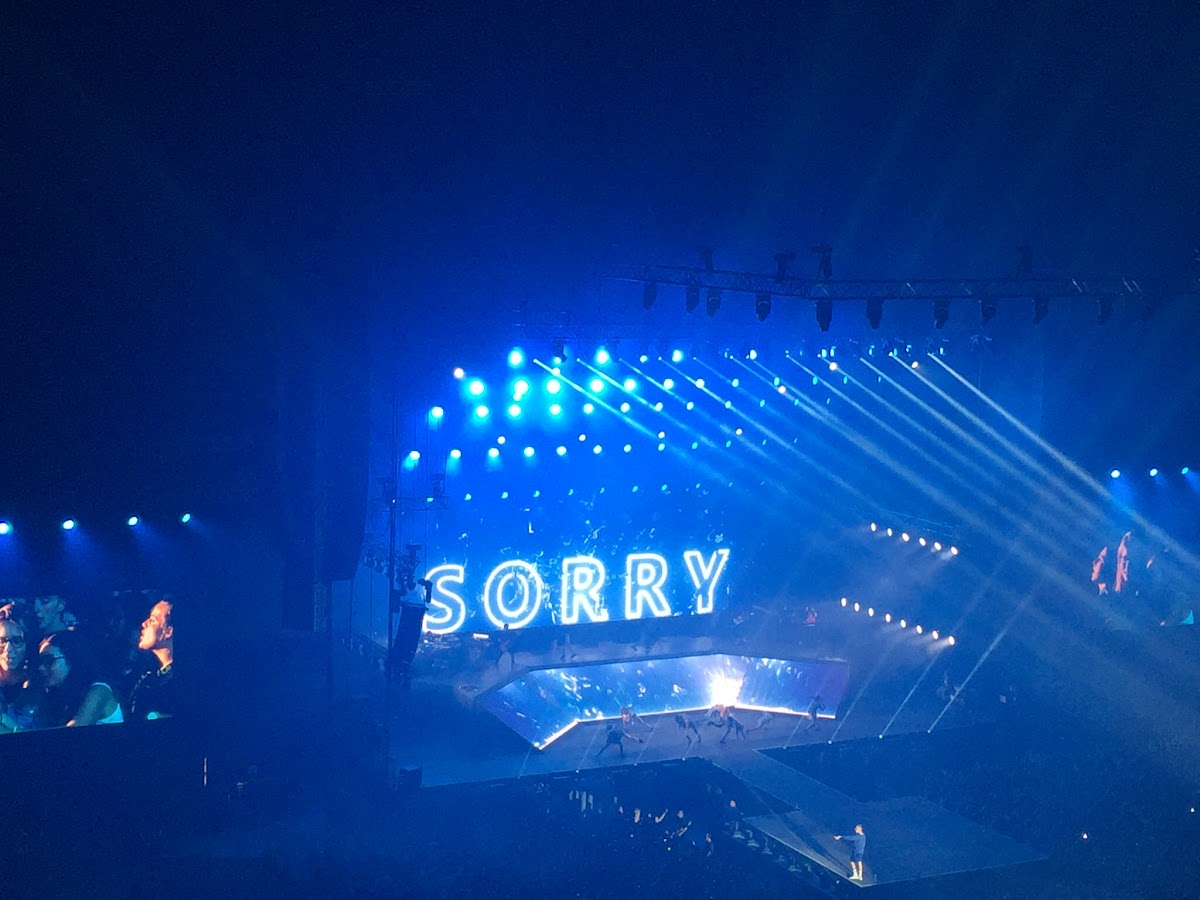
[3,1,1199,519]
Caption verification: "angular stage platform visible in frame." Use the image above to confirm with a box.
[719,749,1047,887]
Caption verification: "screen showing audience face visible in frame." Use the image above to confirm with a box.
[0,591,176,735]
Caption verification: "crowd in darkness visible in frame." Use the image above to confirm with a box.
[0,589,178,733]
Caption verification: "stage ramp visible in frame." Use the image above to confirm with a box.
[717,749,1046,888]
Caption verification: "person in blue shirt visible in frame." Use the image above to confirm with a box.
[834,823,866,881]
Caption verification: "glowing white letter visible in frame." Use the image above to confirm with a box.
[560,555,609,625]
[483,560,544,629]
[624,553,671,619]
[683,548,730,615]
[423,564,467,634]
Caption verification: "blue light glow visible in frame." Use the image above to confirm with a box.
[513,378,530,398]
[556,446,567,456]
[657,443,665,451]
[1184,466,1191,475]
[475,404,490,419]
[468,379,486,396]
[549,403,562,416]
[593,444,602,454]
[748,349,758,360]
[62,519,76,531]
[127,516,140,527]
[453,367,465,379]
[523,446,535,458]
[695,378,705,388]
[430,406,445,419]
[589,378,604,393]
[1150,467,1159,477]
[619,402,631,413]
[724,400,732,409]
[578,433,587,441]
[1110,469,1121,479]
[508,348,525,367]
[180,513,192,524]
[671,349,684,363]
[497,435,506,444]
[731,378,740,387]
[623,378,637,391]
[0,522,11,535]
[583,403,595,414]
[546,378,562,395]
[653,402,663,411]
[623,444,632,453]
[595,348,611,365]
[450,448,462,459]
[508,403,522,418]
[639,354,649,363]
[811,376,819,385]
[662,378,675,390]
[488,447,500,459]
[686,401,694,410]
[407,450,421,461]
[690,441,699,450]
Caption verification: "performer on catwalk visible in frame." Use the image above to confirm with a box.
[834,824,866,881]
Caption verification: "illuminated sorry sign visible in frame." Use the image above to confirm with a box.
[422,549,730,634]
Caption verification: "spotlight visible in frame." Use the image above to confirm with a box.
[496,436,506,444]
[623,378,637,391]
[884,613,891,623]
[487,447,500,459]
[685,284,701,313]
[595,348,611,365]
[947,635,956,646]
[915,625,923,634]
[695,378,706,389]
[1110,468,1121,479]
[870,523,877,531]
[523,446,535,458]
[582,403,595,414]
[430,406,445,420]
[1183,467,1190,475]
[980,295,996,326]
[899,619,907,628]
[867,607,875,617]
[662,378,675,391]
[949,546,959,556]
[449,449,462,459]
[513,378,530,398]
[755,292,772,321]
[1032,294,1049,324]
[507,403,522,418]
[706,288,721,316]
[901,532,910,542]
[933,299,950,329]
[816,298,833,332]
[886,528,893,536]
[549,403,562,416]
[180,513,192,524]
[468,379,485,396]
[453,367,465,379]
[642,282,658,310]
[475,404,490,419]
[619,402,631,413]
[865,297,883,330]
[127,516,140,527]
[853,602,860,612]
[407,450,421,462]
[623,444,631,453]
[508,348,525,367]
[62,519,76,531]
[1149,467,1159,477]
[748,349,758,360]
[0,521,10,535]
[931,630,939,640]
[545,378,562,395]
[578,433,587,441]
[840,597,847,607]
[556,446,567,456]
[593,444,602,455]
[671,349,685,363]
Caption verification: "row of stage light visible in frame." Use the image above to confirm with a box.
[436,347,1197,483]
[869,522,959,557]
[0,514,194,536]
[840,595,956,646]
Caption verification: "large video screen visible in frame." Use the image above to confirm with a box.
[479,652,850,748]
[0,591,178,736]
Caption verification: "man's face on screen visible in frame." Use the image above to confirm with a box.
[138,601,173,651]
[0,620,26,671]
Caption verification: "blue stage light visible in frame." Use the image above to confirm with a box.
[549,403,562,416]
[657,431,666,438]
[1150,467,1159,477]
[811,376,819,385]
[464,493,472,501]
[546,378,562,395]
[127,516,140,527]
[556,445,567,456]
[671,349,685,363]
[497,435,506,444]
[731,378,740,388]
[453,367,465,379]
[1184,466,1191,475]
[578,433,587,441]
[513,378,530,398]
[407,450,420,462]
[501,491,509,499]
[62,519,76,531]
[523,446,535,458]
[450,448,462,459]
[725,440,732,448]
[772,376,780,386]
[631,485,639,492]
[507,403,522,418]
[593,444,602,455]
[828,361,838,372]
[619,402,631,413]
[583,403,595,414]
[653,401,663,411]
[468,379,486,396]
[0,521,11,536]
[623,378,636,392]
[595,348,611,365]
[748,349,758,360]
[661,484,668,492]
[430,406,445,419]
[638,354,649,363]
[475,404,490,419]
[488,447,500,459]
[623,444,632,453]
[662,378,675,391]
[695,378,705,389]
[735,428,743,435]
[724,400,732,408]
[589,378,604,393]
[657,443,665,451]
[690,441,699,450]
[758,399,766,407]
[508,348,525,367]
[1110,468,1120,479]
[180,513,192,524]
[686,401,694,410]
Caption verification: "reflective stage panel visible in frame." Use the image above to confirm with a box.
[479,652,849,749]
